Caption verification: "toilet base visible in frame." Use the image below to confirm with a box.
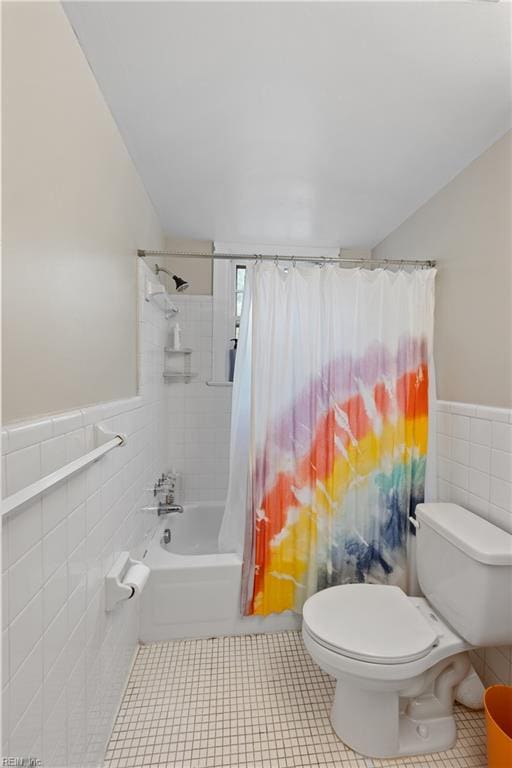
[330,679,458,758]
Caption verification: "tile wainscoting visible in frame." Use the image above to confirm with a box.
[436,400,512,687]
[1,260,170,767]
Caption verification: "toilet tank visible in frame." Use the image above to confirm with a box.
[415,503,512,646]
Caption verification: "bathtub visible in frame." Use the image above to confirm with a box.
[139,502,301,641]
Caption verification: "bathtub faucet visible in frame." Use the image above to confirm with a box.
[140,501,184,516]
[158,503,184,516]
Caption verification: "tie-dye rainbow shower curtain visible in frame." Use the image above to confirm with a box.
[219,262,436,616]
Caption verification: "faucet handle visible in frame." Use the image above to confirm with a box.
[154,482,174,495]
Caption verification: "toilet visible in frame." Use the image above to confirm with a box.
[302,502,512,758]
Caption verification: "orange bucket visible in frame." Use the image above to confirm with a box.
[484,685,512,767]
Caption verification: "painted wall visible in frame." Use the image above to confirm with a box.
[373,131,512,409]
[2,2,164,424]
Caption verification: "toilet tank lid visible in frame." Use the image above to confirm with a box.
[416,503,512,566]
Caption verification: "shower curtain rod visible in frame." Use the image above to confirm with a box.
[137,250,435,268]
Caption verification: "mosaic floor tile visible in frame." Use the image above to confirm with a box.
[104,631,487,768]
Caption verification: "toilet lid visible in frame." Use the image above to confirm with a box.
[303,584,439,664]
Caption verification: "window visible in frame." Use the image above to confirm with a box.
[212,259,249,382]
[234,265,247,340]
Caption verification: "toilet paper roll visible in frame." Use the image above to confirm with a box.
[123,562,150,597]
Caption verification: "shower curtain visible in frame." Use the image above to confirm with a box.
[219,263,436,616]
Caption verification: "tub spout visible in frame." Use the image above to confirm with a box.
[140,502,184,515]
[158,504,184,516]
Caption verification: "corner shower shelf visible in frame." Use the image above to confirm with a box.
[163,346,196,382]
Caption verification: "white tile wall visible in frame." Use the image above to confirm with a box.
[166,295,232,502]
[436,399,512,688]
[1,260,170,767]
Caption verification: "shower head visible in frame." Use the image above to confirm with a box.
[173,275,189,293]
[154,263,189,293]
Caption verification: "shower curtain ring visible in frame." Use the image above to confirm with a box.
[274,255,279,267]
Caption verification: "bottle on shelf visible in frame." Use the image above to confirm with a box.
[228,338,238,382]
[172,322,182,351]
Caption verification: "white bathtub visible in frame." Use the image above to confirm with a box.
[139,502,301,641]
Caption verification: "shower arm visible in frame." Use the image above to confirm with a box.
[154,264,173,278]
[153,263,189,292]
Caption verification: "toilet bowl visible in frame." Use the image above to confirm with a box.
[302,503,512,758]
[303,585,470,757]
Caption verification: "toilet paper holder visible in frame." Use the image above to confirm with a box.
[105,551,150,612]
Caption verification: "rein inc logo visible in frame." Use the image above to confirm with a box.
[2,760,42,767]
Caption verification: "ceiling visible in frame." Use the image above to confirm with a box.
[64,1,511,249]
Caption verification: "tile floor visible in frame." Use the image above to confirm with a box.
[104,631,487,768]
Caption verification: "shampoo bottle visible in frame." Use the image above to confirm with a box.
[173,323,181,351]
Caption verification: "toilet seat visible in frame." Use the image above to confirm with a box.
[303,584,439,665]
